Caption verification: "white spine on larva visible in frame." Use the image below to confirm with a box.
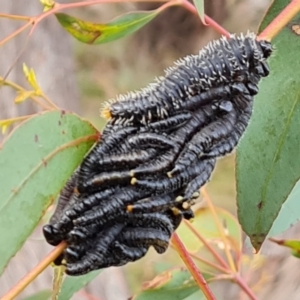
[100,32,266,123]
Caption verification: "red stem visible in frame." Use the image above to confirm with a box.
[180,0,230,37]
[171,233,216,300]
[0,22,31,47]
[259,0,300,40]
[234,274,258,300]
[0,13,31,21]
[1,242,67,300]
[204,15,230,37]
[188,252,230,274]
[183,220,229,270]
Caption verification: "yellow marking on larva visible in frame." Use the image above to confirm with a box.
[131,177,137,185]
[126,205,133,212]
[175,196,183,202]
[192,192,200,198]
[171,207,180,215]
[129,170,135,177]
[167,171,172,178]
[182,202,190,209]
[292,24,300,35]
[61,259,67,265]
[100,106,112,120]
[73,187,79,195]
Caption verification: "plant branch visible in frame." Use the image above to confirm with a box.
[171,233,216,300]
[2,36,30,81]
[39,91,60,110]
[259,0,300,40]
[157,0,184,12]
[207,274,235,282]
[30,0,230,40]
[0,114,36,135]
[0,76,52,110]
[0,21,32,47]
[0,0,168,49]
[188,252,230,274]
[0,13,31,21]
[234,274,258,300]
[180,0,230,37]
[1,242,67,300]
[170,242,229,274]
[0,0,231,80]
[201,187,237,273]
[29,0,168,35]
[183,219,229,270]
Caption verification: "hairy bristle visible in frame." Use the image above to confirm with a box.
[100,33,272,126]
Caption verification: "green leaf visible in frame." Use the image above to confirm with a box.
[193,0,206,24]
[24,290,51,300]
[131,268,206,300]
[184,290,206,300]
[236,0,300,251]
[55,10,160,45]
[58,270,102,300]
[0,111,98,275]
[154,262,174,274]
[40,0,55,12]
[269,238,300,258]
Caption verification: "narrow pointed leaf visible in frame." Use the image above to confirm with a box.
[236,0,300,251]
[269,238,300,258]
[55,10,161,45]
[193,0,206,24]
[0,111,98,275]
[40,0,55,12]
[0,115,32,134]
[52,265,66,300]
[22,63,40,91]
[0,119,14,134]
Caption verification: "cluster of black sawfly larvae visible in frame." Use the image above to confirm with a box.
[43,33,272,276]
